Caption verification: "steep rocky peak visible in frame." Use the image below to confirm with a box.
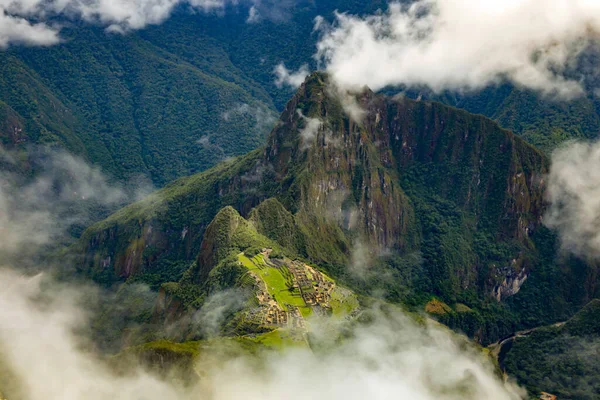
[78,71,549,304]
[264,72,376,172]
[261,72,547,250]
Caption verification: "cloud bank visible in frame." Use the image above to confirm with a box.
[314,0,600,97]
[0,268,526,400]
[274,63,310,89]
[545,140,600,259]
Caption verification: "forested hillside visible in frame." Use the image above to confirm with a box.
[2,1,599,188]
[73,73,600,349]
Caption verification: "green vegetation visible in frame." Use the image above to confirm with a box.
[0,27,275,186]
[76,72,598,350]
[503,300,600,399]
[4,3,600,395]
[445,85,600,154]
[238,253,312,317]
[3,1,596,191]
[245,329,308,349]
[329,286,360,317]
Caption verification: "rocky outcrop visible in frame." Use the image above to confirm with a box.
[493,267,528,301]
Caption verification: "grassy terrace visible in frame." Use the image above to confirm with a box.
[238,253,313,317]
[329,287,360,317]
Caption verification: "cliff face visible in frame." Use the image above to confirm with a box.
[265,74,546,251]
[77,73,548,303]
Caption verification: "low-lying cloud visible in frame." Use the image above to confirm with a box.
[0,269,184,400]
[0,268,526,400]
[314,0,600,98]
[0,147,126,257]
[0,145,152,264]
[545,139,600,259]
[221,103,278,135]
[296,109,323,149]
[0,145,527,400]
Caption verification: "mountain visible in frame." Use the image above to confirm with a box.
[438,84,600,154]
[3,2,600,188]
[70,72,600,345]
[0,25,275,185]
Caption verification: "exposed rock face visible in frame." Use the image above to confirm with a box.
[77,72,548,301]
[494,266,529,301]
[265,74,546,251]
[264,78,415,251]
[0,102,26,147]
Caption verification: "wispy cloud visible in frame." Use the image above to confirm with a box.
[0,145,151,263]
[296,109,322,149]
[274,63,310,89]
[0,147,126,257]
[545,139,600,259]
[0,268,526,400]
[221,103,278,135]
[0,0,299,48]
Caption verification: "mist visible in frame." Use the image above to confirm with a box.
[274,63,311,89]
[0,146,129,262]
[545,139,600,259]
[0,266,527,400]
[0,143,526,398]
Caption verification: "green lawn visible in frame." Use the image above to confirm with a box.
[238,253,312,317]
[330,287,360,316]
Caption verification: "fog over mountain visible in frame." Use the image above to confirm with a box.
[1,1,600,399]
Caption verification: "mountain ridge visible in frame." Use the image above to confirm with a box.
[70,73,573,346]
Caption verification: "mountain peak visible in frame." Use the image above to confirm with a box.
[80,78,548,310]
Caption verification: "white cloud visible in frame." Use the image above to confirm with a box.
[0,0,295,48]
[274,63,310,89]
[0,269,183,400]
[545,140,600,259]
[0,145,525,400]
[315,0,600,98]
[191,288,247,337]
[221,103,278,134]
[0,147,126,255]
[0,0,188,46]
[0,145,155,260]
[0,268,526,400]
[0,13,60,48]
[296,109,322,149]
[246,5,260,23]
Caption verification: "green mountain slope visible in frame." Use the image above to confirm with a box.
[502,299,600,399]
[1,26,275,185]
[2,2,599,191]
[70,73,597,344]
[442,85,600,154]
